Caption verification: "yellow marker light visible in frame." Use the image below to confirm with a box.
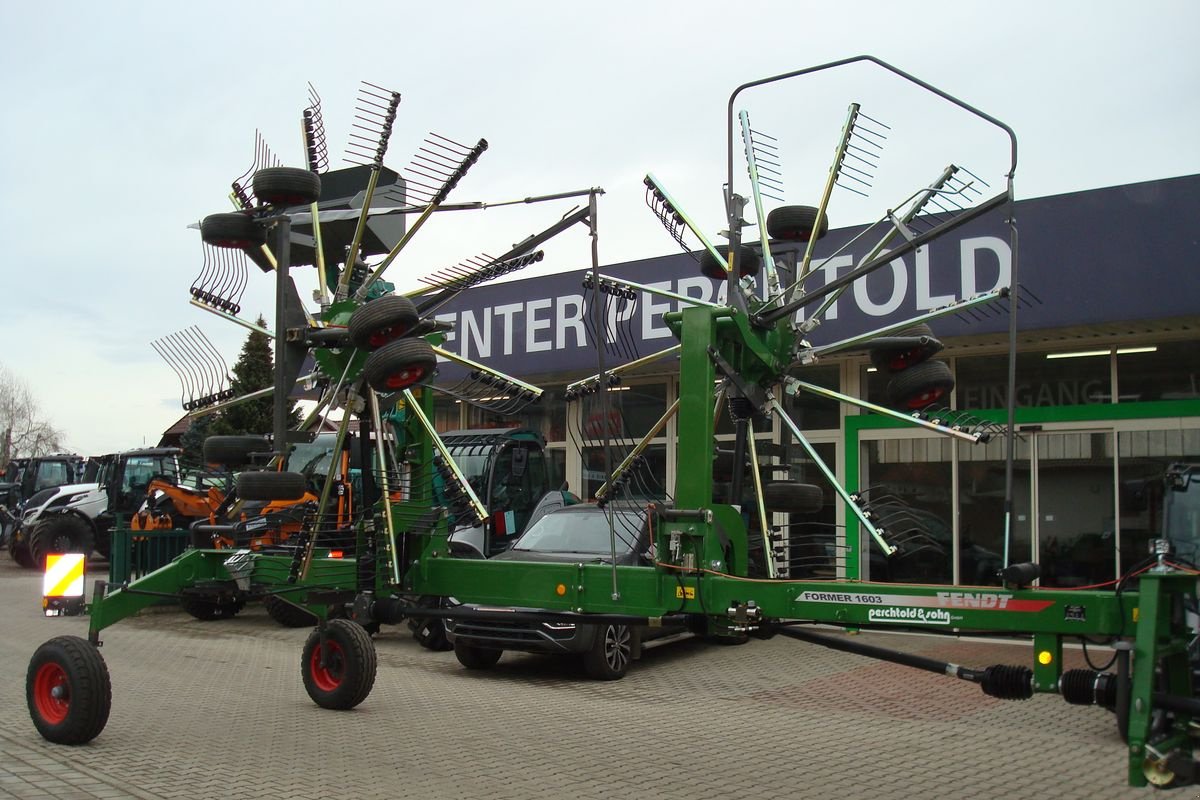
[555,583,567,597]
[1037,650,1053,666]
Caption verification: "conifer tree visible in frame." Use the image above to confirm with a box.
[210,317,301,436]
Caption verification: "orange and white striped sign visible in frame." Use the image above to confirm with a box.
[43,553,85,598]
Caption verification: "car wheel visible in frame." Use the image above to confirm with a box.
[301,620,377,710]
[200,212,266,249]
[9,537,35,568]
[237,471,307,501]
[26,636,111,745]
[582,623,633,680]
[203,435,268,468]
[453,639,502,670]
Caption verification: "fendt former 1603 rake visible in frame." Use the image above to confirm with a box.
[24,58,1200,790]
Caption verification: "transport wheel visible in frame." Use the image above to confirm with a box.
[886,359,955,410]
[582,623,632,680]
[263,594,317,628]
[408,597,452,651]
[698,245,761,281]
[180,594,246,621]
[762,481,824,514]
[348,295,420,349]
[26,636,111,744]
[252,167,322,206]
[867,324,942,373]
[237,471,307,501]
[362,339,437,393]
[29,516,94,569]
[453,639,502,670]
[200,212,266,249]
[766,205,828,242]
[203,435,268,468]
[301,619,377,710]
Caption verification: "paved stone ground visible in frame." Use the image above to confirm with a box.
[0,554,1164,799]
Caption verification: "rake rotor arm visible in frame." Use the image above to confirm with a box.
[753,189,1009,326]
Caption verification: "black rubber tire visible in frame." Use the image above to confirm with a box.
[237,471,307,501]
[180,594,246,621]
[348,296,420,349]
[252,167,322,207]
[766,205,829,242]
[29,516,95,569]
[362,338,437,393]
[453,639,503,670]
[581,624,633,680]
[868,324,943,373]
[886,359,955,410]
[263,594,318,628]
[762,481,825,514]
[200,213,266,249]
[203,435,268,468]
[9,538,35,568]
[26,636,111,745]
[301,619,377,710]
[698,245,761,281]
[408,596,452,651]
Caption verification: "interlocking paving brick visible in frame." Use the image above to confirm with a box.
[0,556,1159,799]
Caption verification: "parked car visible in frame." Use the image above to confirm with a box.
[445,503,686,680]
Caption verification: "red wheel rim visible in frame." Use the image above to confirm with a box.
[889,350,919,371]
[310,640,344,692]
[367,326,409,348]
[33,662,69,724]
[384,366,428,390]
[905,386,947,409]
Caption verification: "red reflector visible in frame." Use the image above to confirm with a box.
[329,550,344,559]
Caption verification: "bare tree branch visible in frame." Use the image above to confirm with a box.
[0,364,64,466]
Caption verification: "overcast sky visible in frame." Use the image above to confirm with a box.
[1,0,1197,457]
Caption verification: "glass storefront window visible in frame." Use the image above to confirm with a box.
[956,352,1111,410]
[1118,428,1200,571]
[1035,431,1115,588]
[464,385,567,443]
[957,435,1031,585]
[861,437,954,584]
[781,441,838,578]
[784,364,841,431]
[574,382,667,443]
[582,443,667,502]
[1116,342,1200,402]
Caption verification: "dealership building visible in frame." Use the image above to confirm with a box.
[424,174,1199,589]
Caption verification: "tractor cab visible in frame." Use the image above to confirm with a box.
[438,428,565,557]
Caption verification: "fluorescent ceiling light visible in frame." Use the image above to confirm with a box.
[1116,346,1157,355]
[1045,349,1110,360]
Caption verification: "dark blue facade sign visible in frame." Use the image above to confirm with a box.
[430,175,1200,378]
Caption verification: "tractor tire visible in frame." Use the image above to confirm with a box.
[581,624,633,680]
[766,205,829,242]
[200,212,266,249]
[301,619,377,710]
[252,167,322,207]
[362,338,437,393]
[868,324,943,373]
[348,295,420,349]
[26,636,111,745]
[203,435,268,468]
[698,245,761,281]
[9,538,35,568]
[180,593,245,621]
[29,516,94,569]
[762,481,825,514]
[453,639,503,670]
[263,594,317,628]
[886,359,955,410]
[237,471,307,501]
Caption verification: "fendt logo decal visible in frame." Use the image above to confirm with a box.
[795,590,1053,614]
